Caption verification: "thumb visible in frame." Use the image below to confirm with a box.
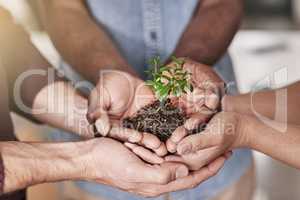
[87,86,111,136]
[141,162,189,184]
[177,130,222,155]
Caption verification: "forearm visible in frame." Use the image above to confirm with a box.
[242,115,300,169]
[32,81,93,138]
[0,8,58,114]
[174,0,243,65]
[0,8,92,137]
[38,0,136,83]
[0,141,89,194]
[223,81,300,125]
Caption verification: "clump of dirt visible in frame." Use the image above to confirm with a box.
[122,99,186,142]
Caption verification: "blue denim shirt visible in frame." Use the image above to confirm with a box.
[55,0,253,199]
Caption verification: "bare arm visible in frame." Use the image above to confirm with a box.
[218,81,300,168]
[223,81,300,125]
[1,140,90,193]
[37,0,137,83]
[242,115,300,169]
[0,8,92,138]
[174,0,243,65]
[174,111,300,170]
[1,137,226,197]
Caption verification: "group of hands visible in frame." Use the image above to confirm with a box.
[82,58,248,197]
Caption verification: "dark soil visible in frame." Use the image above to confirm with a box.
[122,99,187,142]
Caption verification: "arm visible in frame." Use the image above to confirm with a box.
[1,140,88,193]
[1,137,227,197]
[244,114,300,169]
[222,81,300,125]
[0,8,169,153]
[0,7,92,138]
[173,0,243,65]
[175,111,300,170]
[36,0,137,83]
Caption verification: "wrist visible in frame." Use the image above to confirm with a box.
[235,114,256,149]
[174,45,216,65]
[0,141,91,193]
[221,94,253,116]
[87,53,136,84]
[32,81,94,139]
[222,95,237,112]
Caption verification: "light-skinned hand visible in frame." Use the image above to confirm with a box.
[87,70,167,159]
[166,58,225,153]
[165,112,248,170]
[83,138,229,197]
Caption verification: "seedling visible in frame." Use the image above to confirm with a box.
[123,56,193,142]
[146,56,193,102]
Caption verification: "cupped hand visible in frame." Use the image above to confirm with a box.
[83,138,229,197]
[87,70,167,157]
[165,112,248,170]
[166,58,225,153]
[177,112,249,155]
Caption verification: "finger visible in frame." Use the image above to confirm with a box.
[109,125,143,143]
[184,112,211,131]
[206,156,227,174]
[94,112,111,136]
[187,88,205,105]
[166,139,177,154]
[183,88,205,114]
[87,89,99,123]
[130,81,156,114]
[124,143,164,164]
[158,156,226,193]
[166,126,187,153]
[87,86,110,120]
[204,90,220,111]
[136,162,189,184]
[166,147,221,171]
[177,131,222,155]
[164,155,184,163]
[139,133,162,150]
[153,143,168,157]
[132,155,227,197]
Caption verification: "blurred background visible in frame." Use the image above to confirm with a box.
[0,0,300,199]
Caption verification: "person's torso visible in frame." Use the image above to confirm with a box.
[86,0,198,79]
[56,1,253,199]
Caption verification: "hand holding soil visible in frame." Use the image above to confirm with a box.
[121,57,227,170]
[165,58,225,153]
[87,57,228,171]
[84,138,228,198]
[87,70,168,160]
[163,58,229,170]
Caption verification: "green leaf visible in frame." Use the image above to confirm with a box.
[146,56,191,102]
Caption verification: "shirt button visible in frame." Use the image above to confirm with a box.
[150,31,157,41]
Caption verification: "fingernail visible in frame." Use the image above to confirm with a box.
[171,127,186,143]
[178,144,192,155]
[176,166,189,179]
[184,119,194,130]
[129,133,142,143]
[95,117,110,136]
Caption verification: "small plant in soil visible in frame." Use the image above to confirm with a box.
[123,57,193,142]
